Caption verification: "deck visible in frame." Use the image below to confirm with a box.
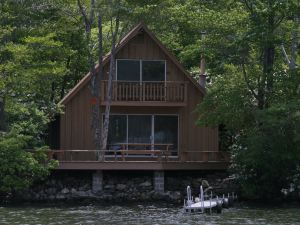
[46,150,230,170]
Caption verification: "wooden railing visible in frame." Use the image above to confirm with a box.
[101,81,188,103]
[43,150,230,163]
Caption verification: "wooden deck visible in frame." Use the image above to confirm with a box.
[46,150,230,170]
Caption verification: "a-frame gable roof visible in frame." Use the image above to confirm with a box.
[59,22,205,105]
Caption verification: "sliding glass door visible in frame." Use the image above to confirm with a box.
[154,115,178,154]
[107,115,127,150]
[128,115,152,149]
[107,114,178,155]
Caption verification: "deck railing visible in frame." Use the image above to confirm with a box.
[100,81,188,103]
[44,150,230,163]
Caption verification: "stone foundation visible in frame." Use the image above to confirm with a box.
[154,171,164,193]
[15,170,238,203]
[92,170,103,193]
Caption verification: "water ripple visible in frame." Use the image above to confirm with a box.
[0,203,300,225]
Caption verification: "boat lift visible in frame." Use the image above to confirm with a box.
[183,185,237,214]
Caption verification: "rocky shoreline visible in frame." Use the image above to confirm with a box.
[11,171,239,203]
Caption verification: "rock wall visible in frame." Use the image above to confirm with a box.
[16,170,238,203]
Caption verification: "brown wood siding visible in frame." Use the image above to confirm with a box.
[59,31,219,160]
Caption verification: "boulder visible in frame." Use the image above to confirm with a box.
[139,181,151,187]
[104,184,115,190]
[116,184,127,191]
[49,195,55,200]
[46,187,56,195]
[61,188,70,194]
[56,194,65,199]
[78,184,90,191]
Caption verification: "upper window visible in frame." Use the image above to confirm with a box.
[142,61,165,81]
[116,59,165,81]
[117,60,140,81]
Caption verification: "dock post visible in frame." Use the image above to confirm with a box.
[92,170,103,193]
[154,170,164,193]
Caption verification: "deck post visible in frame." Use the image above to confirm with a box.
[92,170,103,193]
[153,170,164,193]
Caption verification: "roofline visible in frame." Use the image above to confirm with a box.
[59,22,205,105]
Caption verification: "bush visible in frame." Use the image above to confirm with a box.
[231,101,300,200]
[0,131,58,194]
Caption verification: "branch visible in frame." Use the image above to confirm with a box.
[241,63,259,100]
[117,21,129,46]
[89,0,95,28]
[77,0,88,27]
[280,44,291,66]
[274,15,285,29]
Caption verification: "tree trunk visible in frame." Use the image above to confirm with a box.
[290,16,299,70]
[100,17,119,152]
[100,48,115,152]
[94,15,103,160]
[0,96,5,131]
[262,8,275,109]
[77,0,102,155]
[263,45,275,109]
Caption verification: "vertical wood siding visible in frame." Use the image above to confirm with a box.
[59,31,219,160]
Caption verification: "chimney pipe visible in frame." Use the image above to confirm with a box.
[199,55,206,88]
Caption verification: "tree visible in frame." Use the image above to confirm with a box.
[196,0,300,200]
[0,0,89,195]
[77,0,129,160]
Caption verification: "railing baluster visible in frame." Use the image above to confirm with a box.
[113,82,116,101]
[155,83,157,100]
[133,83,135,100]
[165,83,168,101]
[149,83,152,101]
[125,83,128,101]
[128,83,131,100]
[142,83,145,101]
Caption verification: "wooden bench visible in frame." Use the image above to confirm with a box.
[118,150,162,161]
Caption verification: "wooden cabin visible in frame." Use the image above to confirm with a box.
[53,23,229,180]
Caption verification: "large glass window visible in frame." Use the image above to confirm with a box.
[142,61,165,81]
[154,115,178,152]
[106,114,178,154]
[117,60,140,81]
[128,115,152,149]
[107,115,127,150]
[116,59,165,81]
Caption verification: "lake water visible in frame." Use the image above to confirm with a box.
[0,203,300,225]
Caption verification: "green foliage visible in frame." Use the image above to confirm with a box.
[196,0,300,200]
[197,65,255,131]
[0,132,58,193]
[231,100,300,200]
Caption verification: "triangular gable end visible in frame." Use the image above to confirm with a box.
[59,22,205,105]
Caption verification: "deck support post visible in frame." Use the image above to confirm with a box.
[92,170,103,193]
[153,170,164,193]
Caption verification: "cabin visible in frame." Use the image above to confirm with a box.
[52,23,229,193]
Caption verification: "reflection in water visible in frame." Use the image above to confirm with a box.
[0,203,300,225]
